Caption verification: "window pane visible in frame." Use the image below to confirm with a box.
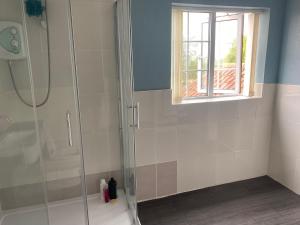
[214,68,236,95]
[188,42,209,71]
[181,11,210,98]
[180,71,188,97]
[182,42,188,70]
[181,71,208,98]
[214,14,239,95]
[197,70,208,95]
[188,12,210,41]
[183,12,188,41]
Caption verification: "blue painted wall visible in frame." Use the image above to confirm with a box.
[278,0,300,85]
[131,0,286,91]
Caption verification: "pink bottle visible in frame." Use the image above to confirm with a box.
[104,186,110,203]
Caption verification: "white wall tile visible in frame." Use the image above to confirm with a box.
[135,86,275,197]
[217,101,239,121]
[256,84,276,117]
[71,1,102,50]
[276,84,300,124]
[0,0,22,22]
[237,99,257,119]
[108,129,121,171]
[215,152,236,185]
[135,128,156,167]
[135,91,155,128]
[76,51,104,95]
[49,50,74,87]
[177,124,214,156]
[71,0,121,178]
[102,50,117,77]
[47,0,72,51]
[176,102,209,125]
[155,126,178,163]
[78,94,109,133]
[99,1,116,50]
[235,118,255,151]
[154,90,178,127]
[294,159,300,194]
[253,117,272,152]
[82,131,110,175]
[177,152,216,193]
[218,119,238,151]
[269,84,300,195]
[235,150,258,180]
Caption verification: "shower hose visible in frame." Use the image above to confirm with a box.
[7,6,51,108]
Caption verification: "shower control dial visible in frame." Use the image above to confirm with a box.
[11,39,19,48]
[0,21,26,60]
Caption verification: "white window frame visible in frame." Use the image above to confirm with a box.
[172,5,266,102]
[182,11,244,99]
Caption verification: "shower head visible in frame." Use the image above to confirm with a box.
[25,0,47,29]
[25,0,44,17]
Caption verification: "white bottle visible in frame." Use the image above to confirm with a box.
[100,179,107,201]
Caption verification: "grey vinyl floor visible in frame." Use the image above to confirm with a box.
[138,176,300,225]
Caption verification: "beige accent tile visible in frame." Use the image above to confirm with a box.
[0,170,124,208]
[0,183,45,210]
[136,165,156,201]
[157,161,177,197]
[47,177,82,202]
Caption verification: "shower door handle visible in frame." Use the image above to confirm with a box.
[136,102,140,129]
[66,111,73,147]
[129,102,140,129]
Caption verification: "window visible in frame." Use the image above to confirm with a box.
[172,6,265,103]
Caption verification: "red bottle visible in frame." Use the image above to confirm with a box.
[104,186,110,203]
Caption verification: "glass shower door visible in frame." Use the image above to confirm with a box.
[29,0,89,225]
[0,1,49,225]
[1,0,89,224]
[116,0,137,224]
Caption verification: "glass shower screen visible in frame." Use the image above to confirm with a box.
[116,0,138,224]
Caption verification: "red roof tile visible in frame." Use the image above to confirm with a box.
[183,66,245,97]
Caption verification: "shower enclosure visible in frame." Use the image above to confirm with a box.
[0,0,137,224]
[116,0,138,223]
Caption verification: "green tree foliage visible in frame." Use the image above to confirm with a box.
[224,36,247,64]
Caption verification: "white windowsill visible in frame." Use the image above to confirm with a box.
[174,95,262,105]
